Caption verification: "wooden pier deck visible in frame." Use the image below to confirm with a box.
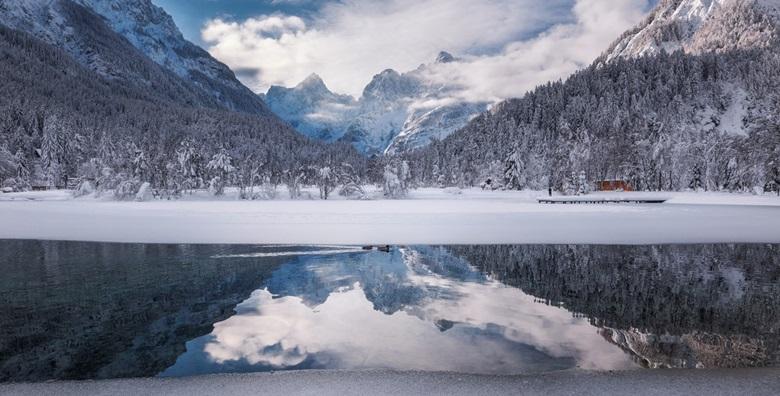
[538,196,669,204]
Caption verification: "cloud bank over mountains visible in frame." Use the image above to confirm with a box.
[202,0,652,103]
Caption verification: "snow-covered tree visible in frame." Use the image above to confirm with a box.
[316,166,337,200]
[284,167,309,200]
[164,139,201,197]
[207,148,235,196]
[0,146,18,190]
[383,159,411,199]
[578,170,590,195]
[236,154,265,200]
[399,160,411,192]
[41,117,65,188]
[432,163,444,188]
[113,173,138,200]
[11,148,30,191]
[337,162,365,198]
[503,149,525,190]
[132,147,149,182]
[765,165,780,195]
[479,160,503,190]
[97,133,115,169]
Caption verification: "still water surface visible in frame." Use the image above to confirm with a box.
[1,241,778,381]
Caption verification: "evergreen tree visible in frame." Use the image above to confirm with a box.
[207,148,235,196]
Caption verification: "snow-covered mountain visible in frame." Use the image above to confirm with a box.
[266,1,780,156]
[0,0,269,115]
[604,0,780,61]
[263,74,357,142]
[264,52,488,154]
[409,0,780,192]
[0,0,364,195]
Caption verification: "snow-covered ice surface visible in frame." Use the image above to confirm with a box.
[2,368,779,396]
[1,189,779,245]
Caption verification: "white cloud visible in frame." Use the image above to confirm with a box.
[202,0,651,102]
[420,0,652,103]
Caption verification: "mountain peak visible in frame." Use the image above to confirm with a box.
[603,0,780,62]
[378,69,401,77]
[296,73,327,90]
[362,69,420,102]
[435,51,456,64]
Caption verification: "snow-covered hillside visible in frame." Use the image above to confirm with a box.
[408,0,780,193]
[0,0,269,115]
[604,0,780,62]
[0,0,365,199]
[264,52,488,154]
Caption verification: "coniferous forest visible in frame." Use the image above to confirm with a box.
[0,25,367,199]
[408,49,780,194]
[1,0,780,199]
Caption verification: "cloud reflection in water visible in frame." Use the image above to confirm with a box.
[161,247,636,376]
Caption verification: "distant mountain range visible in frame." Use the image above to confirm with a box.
[263,52,488,155]
[3,0,778,194]
[264,0,780,156]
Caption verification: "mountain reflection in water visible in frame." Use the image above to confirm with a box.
[0,241,778,382]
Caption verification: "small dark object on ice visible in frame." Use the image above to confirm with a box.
[362,245,392,252]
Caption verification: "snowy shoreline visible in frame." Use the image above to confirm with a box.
[1,189,779,245]
[2,368,779,396]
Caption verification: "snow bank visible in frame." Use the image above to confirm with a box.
[1,368,778,396]
[1,189,779,245]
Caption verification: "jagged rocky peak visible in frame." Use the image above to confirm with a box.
[77,0,183,39]
[604,0,780,62]
[267,73,353,104]
[297,73,327,90]
[73,0,186,66]
[74,0,245,84]
[262,49,489,154]
[362,69,420,101]
[290,73,349,100]
[435,51,456,64]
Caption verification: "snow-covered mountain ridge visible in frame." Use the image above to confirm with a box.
[0,0,269,115]
[408,0,780,193]
[604,0,780,61]
[264,52,488,155]
[262,74,357,143]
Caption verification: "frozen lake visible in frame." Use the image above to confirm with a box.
[1,241,778,382]
[2,189,780,245]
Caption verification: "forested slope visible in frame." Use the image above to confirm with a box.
[409,1,780,193]
[0,24,364,196]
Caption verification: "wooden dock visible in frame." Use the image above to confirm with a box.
[538,197,669,204]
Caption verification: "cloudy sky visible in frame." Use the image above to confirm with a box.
[153,0,656,101]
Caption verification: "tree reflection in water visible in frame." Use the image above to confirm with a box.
[1,242,778,382]
[451,244,780,368]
